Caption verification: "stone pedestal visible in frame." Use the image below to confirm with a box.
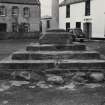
[0,29,105,76]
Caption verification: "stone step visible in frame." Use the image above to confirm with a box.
[0,59,105,72]
[39,31,72,44]
[26,43,86,51]
[12,51,101,60]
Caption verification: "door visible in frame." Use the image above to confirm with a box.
[66,22,70,31]
[76,22,81,28]
[0,23,7,32]
[83,22,92,39]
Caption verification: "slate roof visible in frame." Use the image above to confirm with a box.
[59,0,85,6]
[0,0,40,5]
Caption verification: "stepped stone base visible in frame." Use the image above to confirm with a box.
[39,30,72,44]
[0,60,105,72]
[12,51,100,60]
[26,43,86,51]
[0,29,105,76]
[0,60,55,70]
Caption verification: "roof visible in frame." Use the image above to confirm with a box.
[0,0,40,5]
[59,0,85,7]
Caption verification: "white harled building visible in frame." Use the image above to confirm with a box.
[59,0,105,39]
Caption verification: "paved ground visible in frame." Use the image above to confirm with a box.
[0,40,105,105]
[0,39,35,60]
[85,40,105,55]
[0,83,105,105]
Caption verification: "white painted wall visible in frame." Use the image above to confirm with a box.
[59,6,66,29]
[59,2,85,30]
[68,2,85,30]
[59,0,105,38]
[91,0,105,38]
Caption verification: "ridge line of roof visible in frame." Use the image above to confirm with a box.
[0,0,40,5]
[59,0,85,7]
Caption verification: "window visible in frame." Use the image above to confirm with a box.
[19,23,30,32]
[66,5,70,18]
[76,22,81,28]
[47,20,50,29]
[0,6,6,16]
[85,0,90,16]
[66,22,70,31]
[12,23,18,32]
[23,7,30,18]
[23,23,30,32]
[12,6,19,17]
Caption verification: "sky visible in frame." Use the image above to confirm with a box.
[40,0,63,17]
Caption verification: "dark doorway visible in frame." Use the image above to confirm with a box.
[76,22,81,28]
[0,23,7,32]
[47,20,50,29]
[83,22,92,39]
[40,21,42,32]
[66,22,70,31]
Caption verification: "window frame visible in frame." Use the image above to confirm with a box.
[23,23,30,32]
[20,23,30,32]
[12,23,18,32]
[85,0,90,16]
[66,5,70,18]
[0,6,6,16]
[12,6,19,17]
[23,7,30,18]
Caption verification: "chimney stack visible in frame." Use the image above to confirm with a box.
[51,0,59,29]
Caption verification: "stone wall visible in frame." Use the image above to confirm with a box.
[0,3,40,32]
[0,32,40,39]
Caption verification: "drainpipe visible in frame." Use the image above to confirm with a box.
[104,12,105,37]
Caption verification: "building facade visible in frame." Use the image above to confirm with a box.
[41,16,52,32]
[0,0,40,32]
[59,0,105,39]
